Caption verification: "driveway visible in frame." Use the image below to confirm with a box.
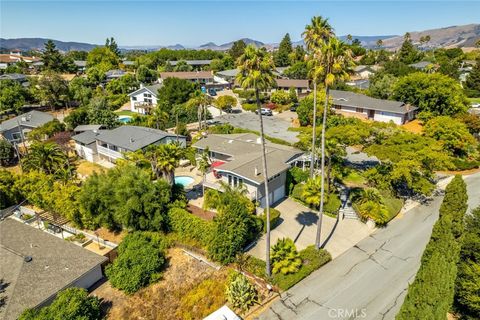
[259,173,480,320]
[217,112,299,143]
[247,198,373,260]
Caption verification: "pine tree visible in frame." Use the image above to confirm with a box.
[42,40,65,72]
[397,33,420,64]
[274,33,293,67]
[105,37,120,57]
[465,57,480,97]
[228,40,247,62]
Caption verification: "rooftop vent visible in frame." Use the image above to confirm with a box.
[24,256,32,263]
[129,138,134,143]
[228,139,233,144]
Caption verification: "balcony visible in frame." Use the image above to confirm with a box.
[97,145,122,160]
[203,172,257,201]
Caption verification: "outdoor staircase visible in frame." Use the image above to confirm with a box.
[340,205,358,220]
[338,186,359,220]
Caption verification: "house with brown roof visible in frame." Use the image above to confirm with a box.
[274,78,310,94]
[193,133,304,207]
[0,53,41,70]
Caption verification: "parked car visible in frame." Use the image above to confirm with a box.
[471,103,480,109]
[208,88,217,96]
[255,108,273,116]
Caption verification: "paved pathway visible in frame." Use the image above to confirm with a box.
[258,173,480,320]
[247,198,373,260]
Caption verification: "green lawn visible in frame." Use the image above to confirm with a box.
[379,189,404,222]
[341,170,367,187]
[468,97,480,104]
[115,110,139,116]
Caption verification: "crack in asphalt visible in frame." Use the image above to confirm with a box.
[269,306,284,320]
[378,273,416,320]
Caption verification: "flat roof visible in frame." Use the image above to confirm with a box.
[0,219,107,320]
[330,90,417,114]
[275,78,309,89]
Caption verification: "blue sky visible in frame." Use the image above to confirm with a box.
[1,1,479,46]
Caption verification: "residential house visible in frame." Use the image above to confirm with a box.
[330,90,417,125]
[159,71,214,85]
[274,79,310,94]
[353,65,375,79]
[72,125,186,166]
[345,79,370,90]
[0,73,29,87]
[127,83,162,114]
[0,111,54,143]
[193,133,304,207]
[216,69,239,83]
[73,124,105,134]
[409,61,435,71]
[0,53,41,70]
[73,60,87,73]
[168,60,212,69]
[105,69,126,81]
[0,218,107,320]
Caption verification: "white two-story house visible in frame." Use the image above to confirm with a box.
[193,133,304,207]
[127,83,162,115]
[72,125,186,167]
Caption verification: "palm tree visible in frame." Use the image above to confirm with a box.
[236,45,276,277]
[197,149,211,193]
[303,16,334,179]
[187,92,212,131]
[313,37,354,249]
[22,142,69,175]
[303,177,322,211]
[147,107,169,130]
[155,143,183,185]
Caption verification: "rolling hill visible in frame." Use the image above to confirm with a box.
[0,38,97,52]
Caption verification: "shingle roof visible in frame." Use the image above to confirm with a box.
[330,90,417,114]
[216,69,239,78]
[105,69,126,77]
[169,60,212,66]
[73,60,86,67]
[96,125,182,151]
[128,83,163,97]
[73,124,104,132]
[0,73,27,81]
[159,71,213,80]
[0,111,54,133]
[0,219,107,320]
[72,130,104,145]
[193,133,303,184]
[275,78,309,89]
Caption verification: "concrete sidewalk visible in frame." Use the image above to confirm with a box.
[247,198,374,260]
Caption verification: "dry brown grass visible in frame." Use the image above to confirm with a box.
[76,160,105,177]
[92,227,128,245]
[92,248,228,320]
[402,119,423,134]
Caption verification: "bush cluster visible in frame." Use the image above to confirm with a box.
[397,175,467,319]
[260,207,281,232]
[167,207,214,247]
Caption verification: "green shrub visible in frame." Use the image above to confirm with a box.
[270,90,291,105]
[242,103,257,112]
[19,288,101,320]
[261,207,281,232]
[272,246,331,290]
[225,272,258,311]
[179,276,227,320]
[291,183,305,201]
[453,158,480,171]
[243,255,267,279]
[271,238,302,275]
[168,207,213,247]
[397,175,467,319]
[286,167,309,194]
[379,189,404,222]
[324,193,341,216]
[105,232,168,294]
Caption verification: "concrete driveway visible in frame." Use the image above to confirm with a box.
[217,112,299,143]
[247,198,373,260]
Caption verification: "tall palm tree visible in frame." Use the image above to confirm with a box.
[314,37,354,249]
[156,143,183,185]
[303,176,322,212]
[187,92,212,131]
[236,45,276,277]
[22,142,69,175]
[303,16,334,179]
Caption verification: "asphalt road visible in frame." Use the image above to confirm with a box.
[259,173,480,320]
[216,112,299,143]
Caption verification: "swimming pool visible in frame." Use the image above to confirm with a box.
[174,176,194,187]
[118,115,132,123]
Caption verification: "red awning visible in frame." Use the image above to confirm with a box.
[211,161,225,168]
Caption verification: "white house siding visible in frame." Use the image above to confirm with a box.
[129,88,158,114]
[373,111,404,125]
[72,264,104,289]
[74,143,97,162]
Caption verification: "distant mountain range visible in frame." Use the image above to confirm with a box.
[1,24,478,52]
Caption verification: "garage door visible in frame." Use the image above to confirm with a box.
[273,186,285,203]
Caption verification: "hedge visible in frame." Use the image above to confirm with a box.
[241,103,257,112]
[168,207,214,248]
[396,175,467,320]
[260,208,281,232]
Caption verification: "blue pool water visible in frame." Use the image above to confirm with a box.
[118,116,132,123]
[174,176,194,187]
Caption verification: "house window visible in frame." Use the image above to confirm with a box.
[239,178,243,186]
[233,176,238,187]
[132,96,137,101]
[144,93,151,98]
[228,175,232,185]
[334,105,341,110]
[356,108,364,113]
[11,132,22,141]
